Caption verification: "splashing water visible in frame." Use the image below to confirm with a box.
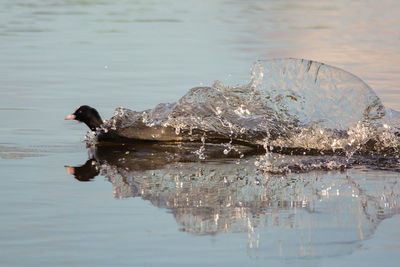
[92,58,400,173]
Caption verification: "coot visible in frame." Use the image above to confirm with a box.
[65,105,102,131]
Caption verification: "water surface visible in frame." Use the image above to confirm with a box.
[1,0,400,266]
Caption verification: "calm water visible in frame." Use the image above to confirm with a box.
[1,0,400,266]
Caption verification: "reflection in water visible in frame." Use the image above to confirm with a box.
[66,144,400,258]
[65,159,99,182]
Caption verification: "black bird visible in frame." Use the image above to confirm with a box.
[65,105,267,146]
[65,105,264,153]
[65,105,103,131]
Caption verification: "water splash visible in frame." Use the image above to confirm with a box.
[92,58,399,172]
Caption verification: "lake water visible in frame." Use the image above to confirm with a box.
[1,0,400,266]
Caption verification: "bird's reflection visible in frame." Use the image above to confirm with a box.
[65,142,400,259]
[65,159,99,182]
[65,141,262,180]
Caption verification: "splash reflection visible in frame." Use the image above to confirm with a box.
[66,144,400,258]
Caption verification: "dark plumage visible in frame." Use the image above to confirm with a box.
[65,105,103,131]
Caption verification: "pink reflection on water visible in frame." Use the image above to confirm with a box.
[231,0,400,109]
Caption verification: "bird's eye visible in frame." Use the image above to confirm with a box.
[78,110,82,114]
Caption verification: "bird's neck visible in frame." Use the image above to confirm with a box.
[87,117,103,131]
